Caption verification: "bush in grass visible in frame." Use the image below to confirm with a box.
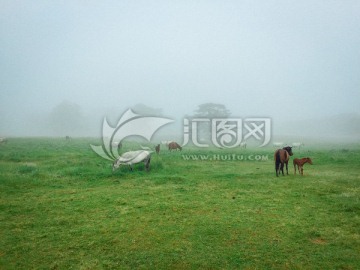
[18,164,38,174]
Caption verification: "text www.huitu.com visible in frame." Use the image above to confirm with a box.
[181,154,269,161]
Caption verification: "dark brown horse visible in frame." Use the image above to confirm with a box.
[155,144,160,154]
[168,141,182,151]
[274,146,293,176]
[293,157,312,175]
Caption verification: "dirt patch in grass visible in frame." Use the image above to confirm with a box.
[310,237,327,245]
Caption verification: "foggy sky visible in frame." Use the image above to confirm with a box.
[1,1,360,137]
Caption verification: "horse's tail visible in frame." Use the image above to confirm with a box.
[274,150,280,175]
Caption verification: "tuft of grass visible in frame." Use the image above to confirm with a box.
[18,164,38,174]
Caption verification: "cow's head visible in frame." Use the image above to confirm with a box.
[112,159,121,171]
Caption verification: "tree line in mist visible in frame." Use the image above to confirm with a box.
[1,100,359,141]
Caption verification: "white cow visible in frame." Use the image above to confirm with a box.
[0,137,7,144]
[292,142,304,149]
[161,140,173,146]
[273,142,284,148]
[240,142,247,149]
[113,150,151,172]
[140,145,151,150]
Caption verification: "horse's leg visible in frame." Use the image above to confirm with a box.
[275,151,280,177]
[300,166,303,176]
[280,162,284,176]
[286,161,289,175]
[145,157,151,171]
[294,163,296,175]
[276,162,281,177]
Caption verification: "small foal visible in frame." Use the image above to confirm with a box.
[293,157,313,175]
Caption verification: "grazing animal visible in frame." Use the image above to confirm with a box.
[274,146,293,176]
[292,142,304,149]
[293,157,312,175]
[273,142,284,148]
[0,137,7,144]
[161,140,173,146]
[113,150,151,172]
[65,136,71,141]
[140,145,151,150]
[155,144,160,154]
[168,141,182,151]
[240,142,247,149]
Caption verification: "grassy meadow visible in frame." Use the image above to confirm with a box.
[0,138,359,269]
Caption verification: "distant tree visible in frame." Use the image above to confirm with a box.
[188,103,231,140]
[49,101,85,136]
[193,103,231,118]
[132,103,163,117]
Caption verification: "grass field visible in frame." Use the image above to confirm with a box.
[1,138,359,269]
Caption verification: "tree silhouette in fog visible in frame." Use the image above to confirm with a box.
[188,103,232,140]
[49,101,85,136]
[193,103,231,118]
[132,103,163,117]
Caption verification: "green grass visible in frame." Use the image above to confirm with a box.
[1,138,360,269]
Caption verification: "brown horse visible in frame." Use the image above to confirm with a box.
[168,141,182,151]
[155,144,160,154]
[293,157,312,175]
[274,146,293,176]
